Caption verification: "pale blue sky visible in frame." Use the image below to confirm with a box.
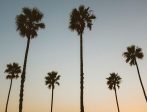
[0,0,147,112]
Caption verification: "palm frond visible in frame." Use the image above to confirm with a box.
[16,7,45,39]
[106,73,121,90]
[45,71,60,90]
[69,5,96,35]
[135,47,144,59]
[5,62,21,80]
[123,45,144,66]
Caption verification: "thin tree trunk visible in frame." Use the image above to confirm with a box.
[135,59,147,102]
[80,33,84,112]
[51,87,54,112]
[114,87,120,112]
[19,37,31,112]
[5,79,13,112]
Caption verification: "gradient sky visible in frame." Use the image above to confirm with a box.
[0,0,147,112]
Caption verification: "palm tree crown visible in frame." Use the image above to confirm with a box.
[69,5,96,35]
[16,7,45,39]
[45,71,60,89]
[106,73,121,90]
[123,45,144,66]
[5,62,21,79]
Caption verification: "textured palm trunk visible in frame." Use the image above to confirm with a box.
[135,59,147,102]
[114,87,120,112]
[51,87,54,112]
[5,79,13,112]
[19,37,31,112]
[80,33,84,112]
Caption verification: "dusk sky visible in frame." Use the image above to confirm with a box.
[0,0,147,112]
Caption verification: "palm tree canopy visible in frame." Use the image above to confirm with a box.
[16,7,45,39]
[5,62,21,79]
[123,45,144,66]
[45,71,60,89]
[69,5,96,35]
[106,73,121,90]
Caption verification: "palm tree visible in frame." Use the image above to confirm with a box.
[4,62,21,112]
[16,7,45,112]
[45,71,60,112]
[69,5,96,112]
[106,73,121,112]
[123,45,147,102]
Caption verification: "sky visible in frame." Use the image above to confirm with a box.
[0,0,147,112]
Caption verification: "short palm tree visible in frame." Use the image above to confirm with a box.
[16,7,45,112]
[69,5,96,112]
[4,62,21,112]
[123,45,147,102]
[45,71,60,112]
[106,73,121,112]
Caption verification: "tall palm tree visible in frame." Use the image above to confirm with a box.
[69,5,96,112]
[123,45,147,102]
[16,7,45,112]
[106,73,121,112]
[4,62,21,112]
[45,71,60,112]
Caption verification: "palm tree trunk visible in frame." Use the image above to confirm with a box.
[114,87,120,112]
[80,33,84,112]
[5,79,13,112]
[19,37,31,112]
[135,59,147,102]
[51,87,54,112]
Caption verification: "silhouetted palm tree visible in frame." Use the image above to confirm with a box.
[16,7,45,112]
[123,45,147,102]
[106,73,121,112]
[4,62,21,112]
[45,71,60,112]
[69,5,96,112]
